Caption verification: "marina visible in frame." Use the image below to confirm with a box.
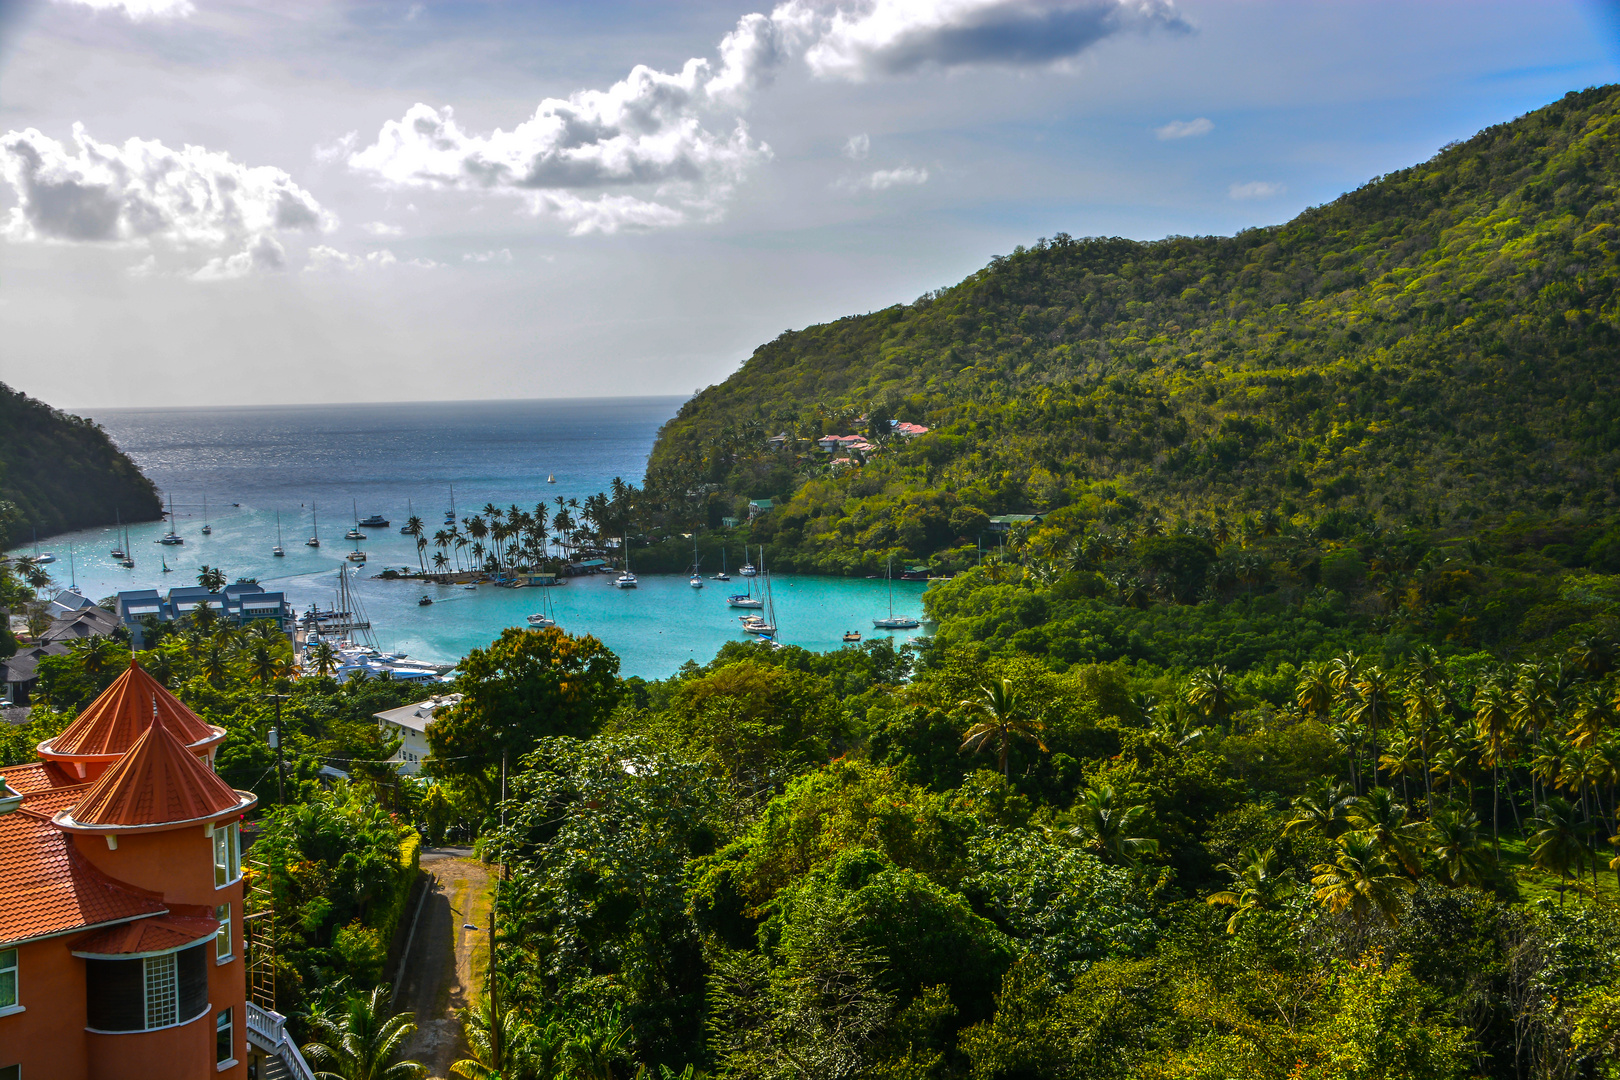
[4,397,929,679]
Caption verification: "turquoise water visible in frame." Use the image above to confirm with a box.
[10,398,928,678]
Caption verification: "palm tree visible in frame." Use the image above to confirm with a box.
[71,635,119,680]
[1295,662,1336,721]
[1428,806,1491,888]
[451,999,565,1080]
[1346,786,1428,876]
[566,1005,633,1080]
[1067,782,1159,865]
[302,987,425,1080]
[1310,833,1416,926]
[1185,664,1235,725]
[310,640,339,679]
[959,678,1047,778]
[1206,846,1290,933]
[1284,779,1360,840]
[1529,796,1591,905]
[197,565,227,592]
[243,642,289,687]
[415,536,429,574]
[1348,666,1395,789]
[1474,678,1514,845]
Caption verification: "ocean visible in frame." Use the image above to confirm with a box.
[9,398,927,678]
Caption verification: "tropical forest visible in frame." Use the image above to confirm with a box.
[4,85,1620,1080]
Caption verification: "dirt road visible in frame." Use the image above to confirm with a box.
[394,848,496,1079]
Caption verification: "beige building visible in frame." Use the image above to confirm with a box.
[373,694,461,775]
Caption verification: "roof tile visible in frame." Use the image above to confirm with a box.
[65,711,251,828]
[47,659,220,759]
[0,810,166,947]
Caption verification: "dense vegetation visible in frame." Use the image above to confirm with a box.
[644,86,1620,578]
[0,380,162,547]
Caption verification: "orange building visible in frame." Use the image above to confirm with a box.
[0,661,309,1080]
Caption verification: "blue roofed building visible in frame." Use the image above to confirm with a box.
[116,583,294,648]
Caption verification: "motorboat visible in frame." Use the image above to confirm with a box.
[359,514,390,528]
[418,595,433,606]
[843,631,862,643]
[742,620,776,636]
[739,562,757,576]
[462,583,477,590]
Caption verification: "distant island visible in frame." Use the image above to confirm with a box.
[0,381,162,546]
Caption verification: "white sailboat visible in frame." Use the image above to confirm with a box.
[873,556,920,630]
[273,511,285,557]
[306,502,321,547]
[728,545,763,608]
[110,509,125,560]
[400,499,416,535]
[158,494,183,545]
[345,500,365,541]
[714,546,730,582]
[614,536,638,588]
[689,534,703,588]
[201,495,211,535]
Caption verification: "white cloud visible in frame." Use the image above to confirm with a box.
[463,249,513,264]
[839,165,929,191]
[1155,116,1212,139]
[844,133,871,160]
[191,234,285,282]
[362,221,405,237]
[0,123,327,276]
[344,8,797,235]
[126,254,157,278]
[305,246,440,273]
[1230,180,1284,199]
[51,0,193,19]
[800,0,1190,81]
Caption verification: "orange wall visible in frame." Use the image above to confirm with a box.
[0,932,90,1078]
[85,1004,212,1080]
[72,821,233,905]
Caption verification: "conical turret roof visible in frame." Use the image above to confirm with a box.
[59,710,252,830]
[43,659,223,763]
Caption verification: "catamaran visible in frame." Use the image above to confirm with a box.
[273,511,285,557]
[345,501,365,541]
[873,557,921,630]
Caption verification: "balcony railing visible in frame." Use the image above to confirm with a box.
[246,1001,316,1080]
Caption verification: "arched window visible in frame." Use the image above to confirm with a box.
[83,942,208,1032]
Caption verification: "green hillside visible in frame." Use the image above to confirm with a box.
[0,381,162,546]
[645,86,1620,574]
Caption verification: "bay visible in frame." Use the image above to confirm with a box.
[8,398,928,678]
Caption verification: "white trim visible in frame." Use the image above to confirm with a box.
[216,1060,237,1072]
[214,954,235,966]
[0,1004,24,1018]
[72,941,213,961]
[85,1001,211,1036]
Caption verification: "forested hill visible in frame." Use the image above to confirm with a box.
[645,86,1620,573]
[0,382,161,546]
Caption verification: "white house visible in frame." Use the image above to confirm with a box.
[373,693,461,775]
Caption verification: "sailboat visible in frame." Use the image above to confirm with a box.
[873,557,921,630]
[741,553,778,639]
[400,499,416,534]
[614,536,638,588]
[728,546,764,608]
[527,581,559,629]
[28,528,56,565]
[110,510,126,560]
[120,522,135,568]
[161,555,172,573]
[444,484,457,525]
[273,511,285,557]
[306,503,321,547]
[739,551,757,576]
[345,501,366,541]
[158,495,184,545]
[713,546,730,582]
[201,495,211,535]
[547,474,556,484]
[689,534,703,588]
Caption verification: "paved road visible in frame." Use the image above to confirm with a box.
[395,849,493,1079]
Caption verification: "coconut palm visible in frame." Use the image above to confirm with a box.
[1346,786,1428,876]
[1067,782,1159,865]
[959,678,1047,778]
[1428,806,1492,888]
[243,641,290,687]
[311,640,339,679]
[1206,846,1290,933]
[451,999,566,1080]
[70,634,119,679]
[1310,833,1416,927]
[1474,678,1514,844]
[197,565,227,592]
[302,986,425,1080]
[1284,779,1360,840]
[1529,796,1591,905]
[566,1005,633,1080]
[1295,662,1336,720]
[1348,666,1395,789]
[1185,664,1236,724]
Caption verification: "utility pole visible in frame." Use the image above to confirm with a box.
[267,693,289,806]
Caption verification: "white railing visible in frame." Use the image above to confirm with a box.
[246,1001,317,1080]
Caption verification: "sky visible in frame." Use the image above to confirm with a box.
[0,0,1615,411]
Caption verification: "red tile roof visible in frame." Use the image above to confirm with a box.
[0,761,84,796]
[0,808,165,947]
[73,913,219,956]
[62,711,252,829]
[44,659,222,761]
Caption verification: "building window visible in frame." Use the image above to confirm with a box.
[0,948,15,1009]
[214,822,240,886]
[0,1065,19,1080]
[216,1008,233,1064]
[144,953,177,1029]
[215,903,232,960]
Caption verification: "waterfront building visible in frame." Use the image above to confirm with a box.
[0,659,310,1079]
[115,584,293,649]
[373,694,461,775]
